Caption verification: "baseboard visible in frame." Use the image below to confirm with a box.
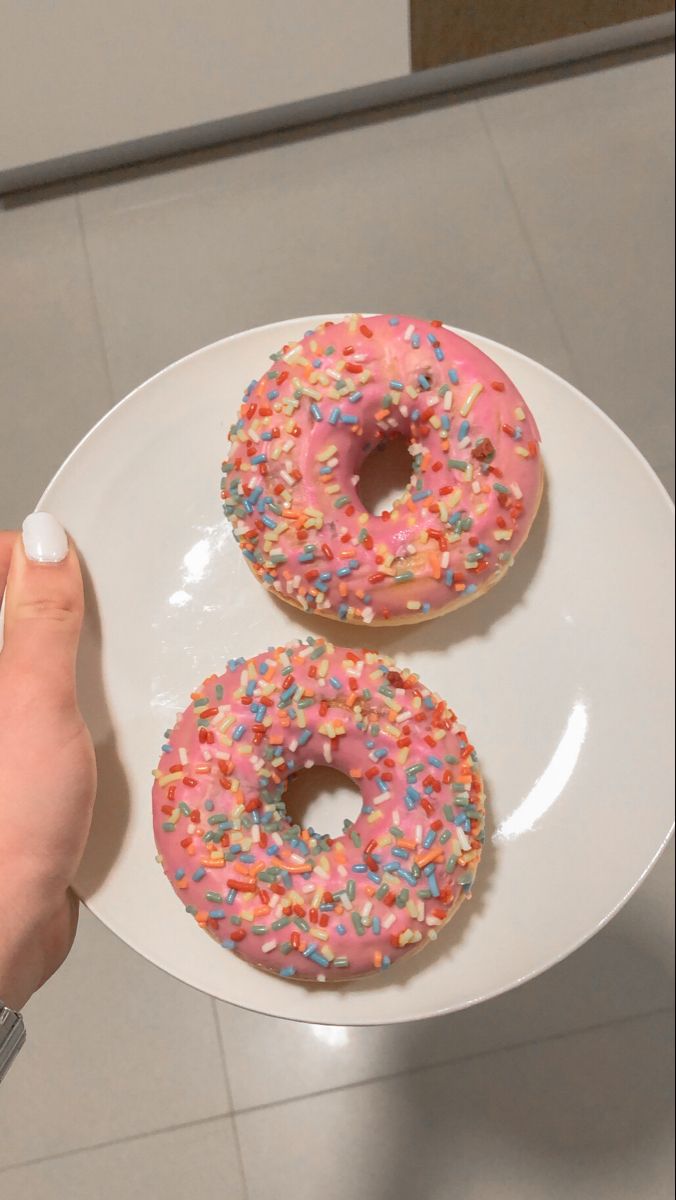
[1,11,673,196]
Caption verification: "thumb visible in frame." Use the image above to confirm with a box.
[2,513,84,706]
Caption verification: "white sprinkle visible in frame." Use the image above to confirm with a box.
[383,912,397,930]
[404,324,414,342]
[261,940,277,953]
[460,382,483,417]
[457,827,471,852]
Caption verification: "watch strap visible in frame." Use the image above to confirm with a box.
[0,1003,26,1083]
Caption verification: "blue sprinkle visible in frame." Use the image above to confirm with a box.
[232,724,246,741]
[340,413,358,425]
[417,374,431,390]
[466,584,478,594]
[413,489,432,502]
[209,908,226,920]
[388,317,400,325]
[372,747,388,760]
[338,604,349,619]
[298,729,312,746]
[267,389,279,400]
[175,868,185,880]
[250,453,267,465]
[397,868,418,886]
[309,952,330,967]
[192,867,206,882]
[310,404,323,421]
[389,380,404,391]
[458,419,470,440]
[280,966,296,977]
[329,408,340,425]
[434,347,445,361]
[337,566,352,578]
[449,368,460,384]
[221,938,236,950]
[329,675,342,688]
[372,916,381,934]
[411,334,421,348]
[349,391,363,404]
[336,923,347,935]
[423,830,437,850]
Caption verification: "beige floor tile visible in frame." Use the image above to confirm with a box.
[217,841,673,1110]
[237,1010,674,1200]
[0,908,230,1170]
[480,52,675,473]
[0,194,112,527]
[77,96,573,401]
[0,1116,245,1200]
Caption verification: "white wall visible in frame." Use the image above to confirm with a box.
[1,0,409,176]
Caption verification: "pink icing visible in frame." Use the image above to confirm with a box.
[152,638,485,982]
[222,314,543,624]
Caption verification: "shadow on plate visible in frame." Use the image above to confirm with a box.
[75,557,131,898]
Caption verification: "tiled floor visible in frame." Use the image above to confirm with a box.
[1,47,674,1199]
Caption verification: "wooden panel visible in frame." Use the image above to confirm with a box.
[410,0,674,70]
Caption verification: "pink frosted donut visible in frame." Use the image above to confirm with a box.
[222,313,543,625]
[152,638,485,983]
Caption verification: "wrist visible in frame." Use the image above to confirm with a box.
[0,879,46,1010]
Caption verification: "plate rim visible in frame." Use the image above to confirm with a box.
[38,315,675,1025]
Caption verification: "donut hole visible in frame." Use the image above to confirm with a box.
[356,435,414,515]
[283,766,362,839]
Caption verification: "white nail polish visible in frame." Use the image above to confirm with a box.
[22,512,69,563]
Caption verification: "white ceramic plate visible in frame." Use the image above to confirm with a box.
[39,317,674,1026]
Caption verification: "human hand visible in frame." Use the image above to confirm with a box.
[0,516,96,1011]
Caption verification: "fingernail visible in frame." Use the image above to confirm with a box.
[22,512,69,563]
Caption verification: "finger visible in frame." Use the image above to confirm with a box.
[0,531,17,599]
[2,513,84,703]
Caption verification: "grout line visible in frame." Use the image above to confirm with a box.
[2,1004,672,1175]
[212,997,252,1200]
[0,1113,230,1175]
[73,191,118,405]
[474,100,584,386]
[226,1004,676,1119]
